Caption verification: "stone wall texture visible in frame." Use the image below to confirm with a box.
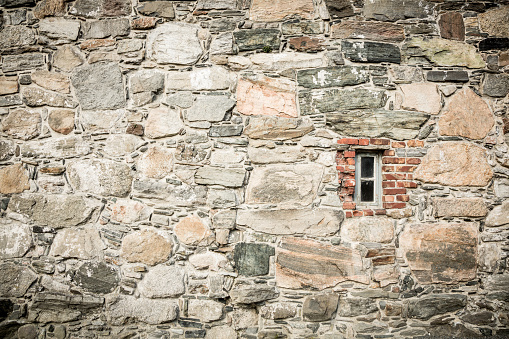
[1,0,509,338]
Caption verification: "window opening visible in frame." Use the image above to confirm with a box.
[354,152,382,207]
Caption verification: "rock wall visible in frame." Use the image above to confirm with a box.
[1,0,509,338]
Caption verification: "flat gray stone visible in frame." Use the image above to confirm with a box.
[138,265,185,298]
[342,40,401,63]
[0,94,23,107]
[0,219,31,259]
[137,1,175,18]
[299,88,387,115]
[0,25,35,51]
[107,295,178,325]
[39,18,80,40]
[21,136,91,159]
[187,95,236,122]
[364,0,434,22]
[0,262,37,297]
[230,283,279,304]
[1,108,41,140]
[408,294,466,320]
[69,0,131,18]
[22,87,77,108]
[297,66,369,89]
[2,53,45,73]
[49,226,105,259]
[195,167,246,188]
[81,18,130,39]
[486,201,509,227]
[234,28,280,52]
[303,294,339,321]
[337,297,378,317]
[244,116,315,140]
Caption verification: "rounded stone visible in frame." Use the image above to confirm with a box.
[48,109,75,135]
[120,229,173,266]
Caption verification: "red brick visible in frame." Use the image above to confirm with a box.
[353,210,363,217]
[343,202,356,210]
[383,196,395,202]
[336,158,348,165]
[383,202,406,209]
[382,166,394,172]
[344,179,356,187]
[396,195,410,202]
[391,141,406,148]
[359,139,369,145]
[383,181,396,188]
[383,173,406,180]
[407,139,424,147]
[406,158,421,165]
[370,138,390,145]
[363,209,374,216]
[338,138,359,145]
[347,158,355,165]
[397,181,418,188]
[345,211,353,218]
[383,188,407,195]
[396,165,416,172]
[344,150,356,158]
[374,209,386,215]
[383,150,395,156]
[406,174,414,180]
[383,157,406,164]
[336,166,345,172]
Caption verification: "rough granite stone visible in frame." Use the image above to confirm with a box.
[20,136,91,159]
[478,5,509,38]
[33,0,66,18]
[145,107,184,138]
[0,26,35,51]
[69,0,131,18]
[146,23,202,65]
[230,283,279,304]
[299,88,387,114]
[399,83,441,115]
[364,0,434,22]
[81,18,130,39]
[433,198,488,218]
[341,217,394,243]
[49,226,105,259]
[486,201,509,227]
[1,108,41,140]
[0,262,37,297]
[22,87,77,108]
[137,146,174,179]
[483,73,509,98]
[2,53,45,73]
[138,265,185,298]
[73,261,119,294]
[121,230,173,265]
[107,295,178,325]
[0,219,31,259]
[187,300,224,322]
[187,95,236,122]
[408,294,466,320]
[0,164,30,194]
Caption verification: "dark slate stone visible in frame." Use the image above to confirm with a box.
[209,124,243,137]
[407,294,466,320]
[234,242,275,276]
[73,261,119,294]
[0,0,35,7]
[342,40,401,63]
[233,29,280,52]
[337,297,379,317]
[297,66,369,89]
[185,330,206,338]
[2,53,46,73]
[427,70,469,82]
[327,110,429,141]
[479,38,509,51]
[178,319,202,328]
[483,73,509,98]
[70,0,132,18]
[0,299,13,322]
[0,321,21,339]
[0,95,22,107]
[302,294,339,322]
[325,0,354,19]
[299,88,387,115]
[461,311,496,326]
[364,0,434,22]
[427,324,481,338]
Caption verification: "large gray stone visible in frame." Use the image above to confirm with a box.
[39,18,80,40]
[483,73,509,98]
[187,95,236,122]
[0,140,15,161]
[195,167,246,188]
[69,0,131,18]
[138,265,185,298]
[0,26,35,51]
[71,62,126,110]
[337,297,378,317]
[81,18,129,39]
[73,261,119,294]
[234,29,280,52]
[408,294,466,320]
[327,110,429,140]
[137,1,175,18]
[187,300,224,322]
[107,295,178,325]
[20,136,91,159]
[234,243,275,277]
[342,41,401,63]
[297,66,369,89]
[2,53,45,73]
[364,0,434,22]
[299,88,387,115]
[0,262,37,297]
[49,226,105,259]
[0,219,31,259]
[0,94,22,107]
[433,198,488,218]
[303,294,339,321]
[244,116,315,140]
[230,283,279,304]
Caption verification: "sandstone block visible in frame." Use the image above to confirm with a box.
[52,45,84,72]
[138,265,185,298]
[137,146,174,179]
[433,198,488,218]
[49,226,105,259]
[289,36,325,52]
[439,12,465,41]
[230,283,279,304]
[250,0,315,22]
[0,76,19,95]
[146,23,202,65]
[107,295,178,325]
[174,215,213,246]
[399,83,441,115]
[1,108,41,140]
[244,116,314,140]
[145,107,184,138]
[121,230,173,265]
[111,199,150,224]
[189,251,229,271]
[0,164,30,194]
[32,70,70,93]
[137,1,175,18]
[33,0,66,18]
[341,217,394,243]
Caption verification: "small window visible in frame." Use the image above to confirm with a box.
[354,152,382,207]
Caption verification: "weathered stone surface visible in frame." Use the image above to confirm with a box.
[107,295,178,325]
[230,283,279,304]
[244,116,314,140]
[187,95,236,122]
[260,303,297,320]
[237,75,297,118]
[289,36,325,52]
[0,26,35,51]
[234,29,280,52]
[478,5,509,38]
[250,0,315,22]
[0,164,30,194]
[399,223,478,284]
[174,215,213,246]
[427,70,468,82]
[495,179,509,199]
[196,0,237,10]
[0,94,22,107]
[299,88,387,114]
[67,159,133,197]
[139,265,185,298]
[111,199,150,224]
[327,110,429,140]
[247,145,306,164]
[483,73,509,98]
[207,188,237,209]
[205,326,237,339]
[399,83,441,115]
[342,40,401,63]
[145,107,184,139]
[0,140,15,161]
[48,109,74,134]
[297,66,369,89]
[276,237,369,289]
[73,261,119,294]
[31,71,70,93]
[146,23,202,65]
[282,20,323,35]
[341,217,394,243]
[133,180,207,206]
[303,294,339,322]
[211,210,236,229]
[486,201,509,227]
[121,230,173,265]
[52,45,84,72]
[0,219,31,259]
[195,167,246,188]
[137,1,175,18]
[71,63,125,110]
[234,243,275,276]
[69,0,131,18]
[22,87,76,108]
[364,0,434,22]
[0,262,37,297]
[20,136,91,159]
[39,18,80,41]
[408,294,467,320]
[130,69,164,96]
[2,53,45,73]
[248,52,326,72]
[81,18,129,39]
[33,0,66,18]
[0,76,18,95]
[131,17,158,30]
[210,32,234,55]
[405,38,485,68]
[237,208,343,236]
[137,146,173,179]
[188,300,224,322]
[331,21,404,42]
[209,124,243,137]
[433,198,488,218]
[1,108,41,140]
[439,12,464,41]
[337,297,378,317]
[245,164,323,207]
[166,66,235,91]
[49,226,105,259]
[189,251,228,271]
[8,194,102,228]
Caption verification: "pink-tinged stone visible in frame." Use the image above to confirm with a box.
[433,198,488,218]
[31,71,70,93]
[0,164,30,194]
[236,75,298,118]
[414,142,493,187]
[276,237,369,290]
[250,0,315,22]
[80,39,116,50]
[439,12,465,41]
[174,215,214,246]
[399,83,441,115]
[111,199,151,224]
[438,87,494,139]
[48,109,75,135]
[399,222,478,284]
[131,17,158,30]
[331,21,405,42]
[0,76,18,95]
[478,5,509,38]
[137,145,174,179]
[121,229,173,266]
[289,37,325,52]
[1,108,41,141]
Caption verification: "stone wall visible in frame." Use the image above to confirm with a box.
[1,0,509,338]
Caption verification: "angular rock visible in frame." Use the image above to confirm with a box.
[289,36,325,52]
[250,0,315,22]
[121,229,173,265]
[408,294,466,320]
[0,164,30,194]
[364,0,434,22]
[166,66,235,91]
[82,108,123,131]
[0,0,35,7]
[174,215,213,246]
[0,94,22,107]
[209,124,243,137]
[303,294,339,322]
[73,261,119,294]
[0,263,37,297]
[337,297,378,317]
[20,136,91,159]
[49,226,105,259]
[325,0,353,19]
[342,40,401,63]
[234,29,280,52]
[478,5,509,38]
[247,145,306,164]
[244,116,314,140]
[299,88,387,114]
[67,159,133,197]
[426,70,469,82]
[110,199,150,224]
[39,18,81,41]
[282,20,323,35]
[207,188,237,209]
[81,18,129,39]
[399,83,441,115]
[486,201,509,227]
[433,198,488,218]
[483,73,509,98]
[400,223,478,284]
[102,135,141,157]
[138,265,185,298]
[1,108,41,140]
[297,66,369,89]
[187,95,236,122]
[71,62,125,110]
[48,109,74,134]
[69,0,131,18]
[237,75,297,118]
[53,45,84,72]
[195,167,246,188]
[189,251,228,271]
[137,146,174,179]
[188,300,224,322]
[145,107,184,138]
[327,110,429,140]
[439,12,464,41]
[0,26,35,51]
[260,303,297,320]
[137,1,175,18]
[107,295,178,325]
[211,210,236,229]
[210,32,234,55]
[248,52,326,72]
[341,217,394,243]
[0,76,18,95]
[0,219,31,259]
[33,0,66,18]
[22,87,76,108]
[276,237,369,289]
[133,180,207,207]
[31,71,70,93]
[146,23,202,65]
[129,69,164,96]
[331,21,404,42]
[230,283,279,304]
[0,140,15,161]
[234,243,275,276]
[2,53,45,73]
[205,326,237,339]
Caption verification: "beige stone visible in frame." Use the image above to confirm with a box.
[0,76,19,95]
[0,219,32,259]
[34,0,66,18]
[478,5,509,37]
[52,45,84,72]
[121,229,173,266]
[414,142,493,187]
[49,226,105,259]
[111,199,151,224]
[331,21,405,42]
[1,108,41,140]
[137,146,174,179]
[399,223,478,284]
[250,0,315,22]
[433,198,488,218]
[276,237,369,289]
[237,75,298,118]
[243,116,314,140]
[249,52,326,72]
[145,107,184,139]
[188,299,224,322]
[174,215,213,246]
[399,83,441,115]
[247,145,306,164]
[341,217,394,243]
[438,87,494,139]
[0,164,30,194]
[48,109,74,135]
[485,201,509,227]
[205,325,237,339]
[31,71,70,93]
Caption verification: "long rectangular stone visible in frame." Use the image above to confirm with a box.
[342,40,401,63]
[195,167,246,187]
[427,70,469,82]
[234,29,280,52]
[297,66,369,89]
[2,53,46,73]
[299,88,387,115]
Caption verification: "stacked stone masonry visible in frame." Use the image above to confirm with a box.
[1,0,509,338]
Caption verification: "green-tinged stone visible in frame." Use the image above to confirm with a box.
[234,29,280,52]
[299,88,387,115]
[297,66,369,89]
[233,242,275,276]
